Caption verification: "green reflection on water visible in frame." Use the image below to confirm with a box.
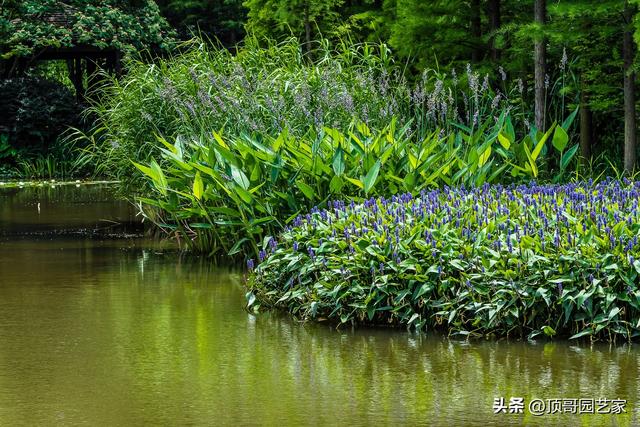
[0,183,137,237]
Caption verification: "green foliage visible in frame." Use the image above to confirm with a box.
[0,74,95,179]
[235,0,639,170]
[389,0,477,67]
[86,36,543,184]
[0,0,175,59]
[244,0,344,46]
[156,0,246,45]
[248,179,640,341]
[0,76,82,153]
[0,134,18,162]
[548,1,626,113]
[87,37,406,182]
[26,60,76,92]
[131,110,574,257]
[13,143,94,180]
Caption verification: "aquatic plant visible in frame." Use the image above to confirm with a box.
[247,179,640,341]
[133,111,575,257]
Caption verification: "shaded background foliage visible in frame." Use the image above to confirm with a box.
[0,0,175,176]
[155,0,246,46]
[0,76,80,151]
[1,0,640,178]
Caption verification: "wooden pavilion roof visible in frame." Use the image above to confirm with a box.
[11,1,77,28]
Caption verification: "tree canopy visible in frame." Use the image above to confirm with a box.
[156,0,245,46]
[0,0,175,59]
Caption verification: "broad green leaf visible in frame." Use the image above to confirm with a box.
[608,306,621,320]
[231,166,250,190]
[212,130,228,148]
[250,216,275,226]
[228,238,250,255]
[296,181,315,200]
[561,106,579,130]
[523,143,538,177]
[531,125,554,161]
[193,171,203,200]
[560,144,579,170]
[210,207,242,217]
[478,145,492,167]
[408,152,418,169]
[132,161,155,181]
[408,313,421,325]
[329,175,344,193]
[552,126,569,152]
[542,325,556,337]
[363,159,381,194]
[332,147,345,176]
[150,160,167,196]
[273,130,287,152]
[569,329,593,340]
[498,131,511,150]
[156,134,177,154]
[345,176,364,190]
[213,143,239,166]
[234,185,253,204]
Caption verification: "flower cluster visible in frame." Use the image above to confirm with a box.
[247,179,640,341]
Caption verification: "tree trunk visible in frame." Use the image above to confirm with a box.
[534,0,546,132]
[114,50,122,78]
[624,0,637,173]
[470,0,482,62]
[579,91,592,165]
[67,58,85,102]
[488,0,501,60]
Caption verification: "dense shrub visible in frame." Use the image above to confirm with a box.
[247,179,640,341]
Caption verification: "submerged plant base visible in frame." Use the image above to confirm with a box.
[247,179,640,341]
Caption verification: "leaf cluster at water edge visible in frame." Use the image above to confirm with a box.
[132,112,576,257]
[247,179,640,341]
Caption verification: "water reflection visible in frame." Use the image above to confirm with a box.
[0,183,140,236]
[0,247,637,425]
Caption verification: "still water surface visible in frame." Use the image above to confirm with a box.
[0,184,638,426]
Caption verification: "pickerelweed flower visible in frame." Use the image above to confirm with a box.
[249,179,640,340]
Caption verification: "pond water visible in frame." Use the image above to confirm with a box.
[0,184,638,426]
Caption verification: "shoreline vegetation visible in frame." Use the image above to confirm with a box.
[246,179,640,341]
[0,180,119,188]
[5,0,640,342]
[101,36,581,257]
[75,36,640,341]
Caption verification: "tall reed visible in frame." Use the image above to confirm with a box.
[83,36,529,184]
